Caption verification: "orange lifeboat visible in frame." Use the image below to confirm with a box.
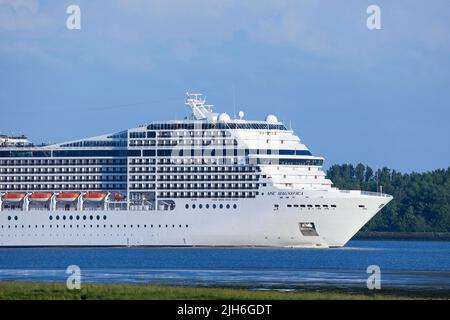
[29,192,53,202]
[56,192,80,202]
[113,193,126,201]
[83,192,107,202]
[2,193,26,203]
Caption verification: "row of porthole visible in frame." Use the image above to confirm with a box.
[49,215,107,221]
[2,234,143,238]
[185,203,238,210]
[3,234,173,238]
[1,224,189,229]
[286,204,337,209]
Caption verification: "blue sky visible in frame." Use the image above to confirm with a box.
[0,0,449,172]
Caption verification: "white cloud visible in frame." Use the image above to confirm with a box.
[0,0,55,31]
[0,0,448,74]
[0,0,38,12]
[251,6,331,55]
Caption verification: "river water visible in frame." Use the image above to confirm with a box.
[0,240,449,292]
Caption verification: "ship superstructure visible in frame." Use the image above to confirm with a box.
[0,93,392,247]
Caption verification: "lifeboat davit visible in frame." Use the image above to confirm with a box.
[83,192,107,202]
[57,192,80,202]
[29,193,53,202]
[2,193,26,203]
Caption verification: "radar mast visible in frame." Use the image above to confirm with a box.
[185,92,218,121]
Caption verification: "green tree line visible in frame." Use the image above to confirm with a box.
[326,164,450,232]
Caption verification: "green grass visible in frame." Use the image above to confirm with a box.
[0,282,421,300]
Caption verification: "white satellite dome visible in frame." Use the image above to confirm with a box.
[265,114,278,123]
[218,113,231,122]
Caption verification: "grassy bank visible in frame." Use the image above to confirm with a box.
[354,232,450,241]
[0,282,430,300]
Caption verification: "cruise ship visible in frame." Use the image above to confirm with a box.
[0,93,392,247]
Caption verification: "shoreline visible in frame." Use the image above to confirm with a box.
[0,281,448,300]
[353,232,450,241]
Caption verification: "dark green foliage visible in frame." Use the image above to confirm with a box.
[327,164,450,232]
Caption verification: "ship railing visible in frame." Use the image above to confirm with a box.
[0,143,50,149]
[361,191,391,197]
[339,190,392,197]
[28,207,51,211]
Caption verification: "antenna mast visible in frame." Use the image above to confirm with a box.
[185,92,218,121]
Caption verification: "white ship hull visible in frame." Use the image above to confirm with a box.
[0,189,392,248]
[0,93,394,248]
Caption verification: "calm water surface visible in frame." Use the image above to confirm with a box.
[0,240,449,291]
